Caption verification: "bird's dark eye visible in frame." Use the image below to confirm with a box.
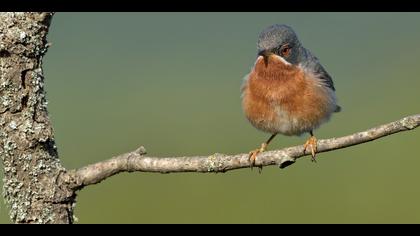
[280,45,291,57]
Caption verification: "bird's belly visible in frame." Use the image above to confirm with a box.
[244,103,321,135]
[272,103,331,135]
[243,97,333,136]
[242,77,336,136]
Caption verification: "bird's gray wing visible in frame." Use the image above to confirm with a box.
[301,48,336,91]
[314,62,335,91]
[301,48,341,112]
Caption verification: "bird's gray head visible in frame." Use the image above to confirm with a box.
[257,24,303,65]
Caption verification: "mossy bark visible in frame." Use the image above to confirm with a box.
[0,12,75,224]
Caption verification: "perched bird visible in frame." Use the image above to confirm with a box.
[241,24,341,168]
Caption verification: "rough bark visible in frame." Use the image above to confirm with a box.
[0,12,75,224]
[0,12,419,224]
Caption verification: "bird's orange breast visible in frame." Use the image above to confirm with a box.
[241,56,334,135]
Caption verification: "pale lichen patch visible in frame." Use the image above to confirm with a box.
[9,120,17,129]
[205,154,224,172]
[401,117,417,130]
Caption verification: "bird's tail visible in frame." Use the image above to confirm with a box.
[335,105,342,112]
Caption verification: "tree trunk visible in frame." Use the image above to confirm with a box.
[0,12,75,224]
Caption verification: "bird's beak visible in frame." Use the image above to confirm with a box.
[258,50,271,67]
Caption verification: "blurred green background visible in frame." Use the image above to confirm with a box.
[1,12,420,223]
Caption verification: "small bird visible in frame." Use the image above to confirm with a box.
[241,24,340,168]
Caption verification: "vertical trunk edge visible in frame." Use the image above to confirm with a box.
[1,12,76,224]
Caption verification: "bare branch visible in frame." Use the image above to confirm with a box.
[70,114,420,189]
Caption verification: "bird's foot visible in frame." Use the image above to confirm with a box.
[303,136,318,162]
[248,143,267,172]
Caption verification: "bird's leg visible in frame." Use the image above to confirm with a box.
[249,133,277,170]
[303,131,318,162]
